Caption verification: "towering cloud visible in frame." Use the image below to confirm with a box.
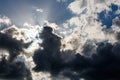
[33,26,62,73]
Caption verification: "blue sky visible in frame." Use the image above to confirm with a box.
[0,0,74,26]
[98,4,120,28]
[0,0,120,29]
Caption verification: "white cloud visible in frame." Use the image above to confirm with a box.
[0,16,11,30]
[0,16,11,24]
[56,0,67,3]
[1,22,43,56]
[68,0,83,14]
[36,8,44,13]
[68,0,120,15]
[58,0,120,55]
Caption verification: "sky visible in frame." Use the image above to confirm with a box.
[0,0,74,26]
[0,0,120,80]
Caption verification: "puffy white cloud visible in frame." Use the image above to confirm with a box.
[0,16,11,30]
[58,0,120,55]
[68,1,81,14]
[0,16,11,24]
[36,8,44,13]
[68,0,120,16]
[44,20,59,30]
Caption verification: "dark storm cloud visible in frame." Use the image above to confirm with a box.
[0,32,32,62]
[82,40,96,57]
[33,26,91,78]
[0,55,32,80]
[32,26,120,80]
[81,42,120,80]
[115,32,120,40]
[0,55,25,78]
[0,33,23,61]
[0,31,32,79]
[33,26,62,74]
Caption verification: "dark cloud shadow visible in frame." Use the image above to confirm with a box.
[33,26,120,80]
[0,32,33,80]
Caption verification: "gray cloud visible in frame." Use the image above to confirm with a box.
[113,17,120,27]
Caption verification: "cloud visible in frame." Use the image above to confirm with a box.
[0,19,41,79]
[68,0,87,14]
[0,32,33,79]
[44,20,59,30]
[98,4,120,28]
[82,40,96,57]
[113,17,120,27]
[55,0,120,55]
[36,8,44,13]
[0,0,120,80]
[30,1,120,79]
[33,26,62,73]
[32,25,120,80]
[0,16,11,30]
[0,20,62,79]
[56,0,67,3]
